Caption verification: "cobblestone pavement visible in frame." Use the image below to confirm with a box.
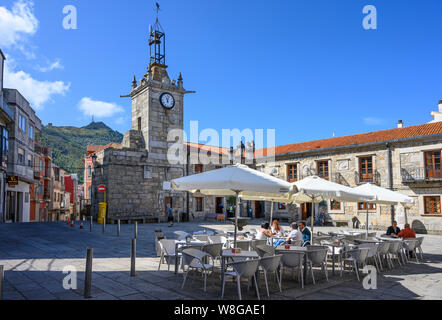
[0,221,441,300]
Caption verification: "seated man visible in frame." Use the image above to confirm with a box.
[286,222,302,243]
[397,223,416,240]
[386,220,401,237]
[298,221,311,246]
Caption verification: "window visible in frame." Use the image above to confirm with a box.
[424,151,441,179]
[1,127,8,168]
[40,159,44,171]
[424,196,441,214]
[28,125,34,139]
[317,161,329,180]
[195,197,204,212]
[287,164,298,182]
[358,202,376,210]
[330,200,341,210]
[18,148,25,164]
[19,114,27,132]
[195,164,203,174]
[278,203,287,210]
[27,154,33,167]
[359,156,373,182]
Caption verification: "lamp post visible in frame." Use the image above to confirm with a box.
[91,153,97,221]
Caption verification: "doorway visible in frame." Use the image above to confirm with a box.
[164,197,172,215]
[301,203,312,221]
[215,197,224,214]
[254,201,264,219]
[6,191,16,222]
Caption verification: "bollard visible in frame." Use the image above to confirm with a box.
[90,216,93,232]
[134,221,138,239]
[117,219,120,237]
[130,239,136,277]
[84,248,93,299]
[0,265,4,300]
[102,217,106,233]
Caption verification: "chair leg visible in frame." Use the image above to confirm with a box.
[418,246,424,260]
[253,275,260,300]
[310,262,316,285]
[221,273,226,299]
[263,270,269,298]
[275,271,282,293]
[237,277,242,300]
[353,261,360,281]
[323,263,328,282]
[378,254,383,271]
[299,266,304,289]
[204,270,207,292]
[158,253,163,271]
[181,268,188,289]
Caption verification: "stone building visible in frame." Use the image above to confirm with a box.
[255,103,442,234]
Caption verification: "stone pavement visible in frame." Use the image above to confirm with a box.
[0,221,441,300]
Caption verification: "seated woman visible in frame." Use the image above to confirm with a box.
[271,219,284,237]
[256,222,273,241]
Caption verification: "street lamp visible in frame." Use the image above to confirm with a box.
[91,153,97,220]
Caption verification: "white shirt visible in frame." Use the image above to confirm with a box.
[272,226,284,237]
[288,229,302,242]
[256,230,269,240]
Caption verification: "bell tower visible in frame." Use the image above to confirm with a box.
[128,4,191,163]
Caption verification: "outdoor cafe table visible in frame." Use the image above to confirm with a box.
[174,240,207,274]
[220,249,259,295]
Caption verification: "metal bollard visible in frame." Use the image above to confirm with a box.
[102,217,106,233]
[90,216,93,232]
[0,265,4,300]
[130,239,136,277]
[117,219,120,237]
[134,221,138,239]
[84,248,93,299]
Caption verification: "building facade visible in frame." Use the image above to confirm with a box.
[3,89,42,223]
[64,174,79,219]
[48,163,68,221]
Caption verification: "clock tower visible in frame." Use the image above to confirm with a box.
[129,11,188,162]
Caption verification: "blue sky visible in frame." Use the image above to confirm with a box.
[1,0,442,146]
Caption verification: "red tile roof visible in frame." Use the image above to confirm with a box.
[185,142,230,156]
[87,142,122,154]
[259,121,442,156]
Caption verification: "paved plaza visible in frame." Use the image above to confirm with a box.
[0,221,441,300]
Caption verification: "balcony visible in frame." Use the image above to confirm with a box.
[355,170,380,185]
[401,167,442,183]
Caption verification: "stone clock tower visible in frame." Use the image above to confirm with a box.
[128,15,188,162]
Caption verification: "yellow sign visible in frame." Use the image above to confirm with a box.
[98,202,107,224]
[7,176,19,187]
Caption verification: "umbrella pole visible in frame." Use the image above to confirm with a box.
[311,197,314,245]
[404,206,408,225]
[234,191,239,248]
[269,202,274,225]
[366,207,369,236]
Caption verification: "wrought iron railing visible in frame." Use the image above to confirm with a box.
[333,172,350,186]
[355,170,380,185]
[401,167,442,183]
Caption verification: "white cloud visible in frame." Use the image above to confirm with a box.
[0,1,38,49]
[114,117,126,125]
[4,58,70,110]
[78,97,124,118]
[363,117,383,126]
[37,59,64,72]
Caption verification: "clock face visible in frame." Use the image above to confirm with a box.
[160,93,175,109]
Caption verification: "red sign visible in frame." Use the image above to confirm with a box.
[97,185,106,193]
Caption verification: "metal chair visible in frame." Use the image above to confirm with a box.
[403,239,420,263]
[221,258,260,300]
[255,244,275,257]
[358,243,381,271]
[306,247,329,284]
[416,237,424,260]
[202,243,224,265]
[235,241,251,251]
[158,239,179,271]
[388,241,405,267]
[376,241,391,270]
[181,248,214,292]
[340,248,370,281]
[280,251,305,289]
[251,239,267,251]
[193,235,209,242]
[174,231,190,241]
[259,255,283,297]
[208,235,228,247]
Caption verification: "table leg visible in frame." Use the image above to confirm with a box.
[303,255,308,284]
[175,243,179,275]
[332,248,336,276]
[220,256,225,297]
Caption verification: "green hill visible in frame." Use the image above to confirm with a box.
[37,122,124,183]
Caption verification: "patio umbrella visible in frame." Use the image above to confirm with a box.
[290,176,375,243]
[353,183,414,235]
[171,164,294,247]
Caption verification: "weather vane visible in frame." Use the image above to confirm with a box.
[155,2,160,19]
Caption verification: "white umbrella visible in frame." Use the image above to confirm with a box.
[353,183,414,235]
[290,176,375,243]
[171,164,294,247]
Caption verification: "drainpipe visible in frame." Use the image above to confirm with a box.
[386,143,395,224]
[186,149,190,222]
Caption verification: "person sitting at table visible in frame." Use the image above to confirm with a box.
[386,221,401,237]
[298,221,311,246]
[256,222,273,241]
[397,223,416,240]
[271,219,284,237]
[286,222,302,243]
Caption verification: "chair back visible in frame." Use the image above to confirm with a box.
[349,248,370,264]
[174,231,190,241]
[307,248,329,265]
[229,259,260,278]
[255,244,275,257]
[159,239,177,256]
[280,251,305,268]
[202,243,223,258]
[377,241,390,254]
[251,239,267,250]
[182,248,211,269]
[367,232,377,237]
[193,235,209,242]
[388,241,401,253]
[291,240,303,247]
[403,239,418,251]
[208,235,227,245]
[358,243,378,257]
[236,241,251,251]
[416,237,424,247]
[259,255,282,272]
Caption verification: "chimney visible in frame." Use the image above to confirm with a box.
[397,120,404,128]
[439,100,442,112]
